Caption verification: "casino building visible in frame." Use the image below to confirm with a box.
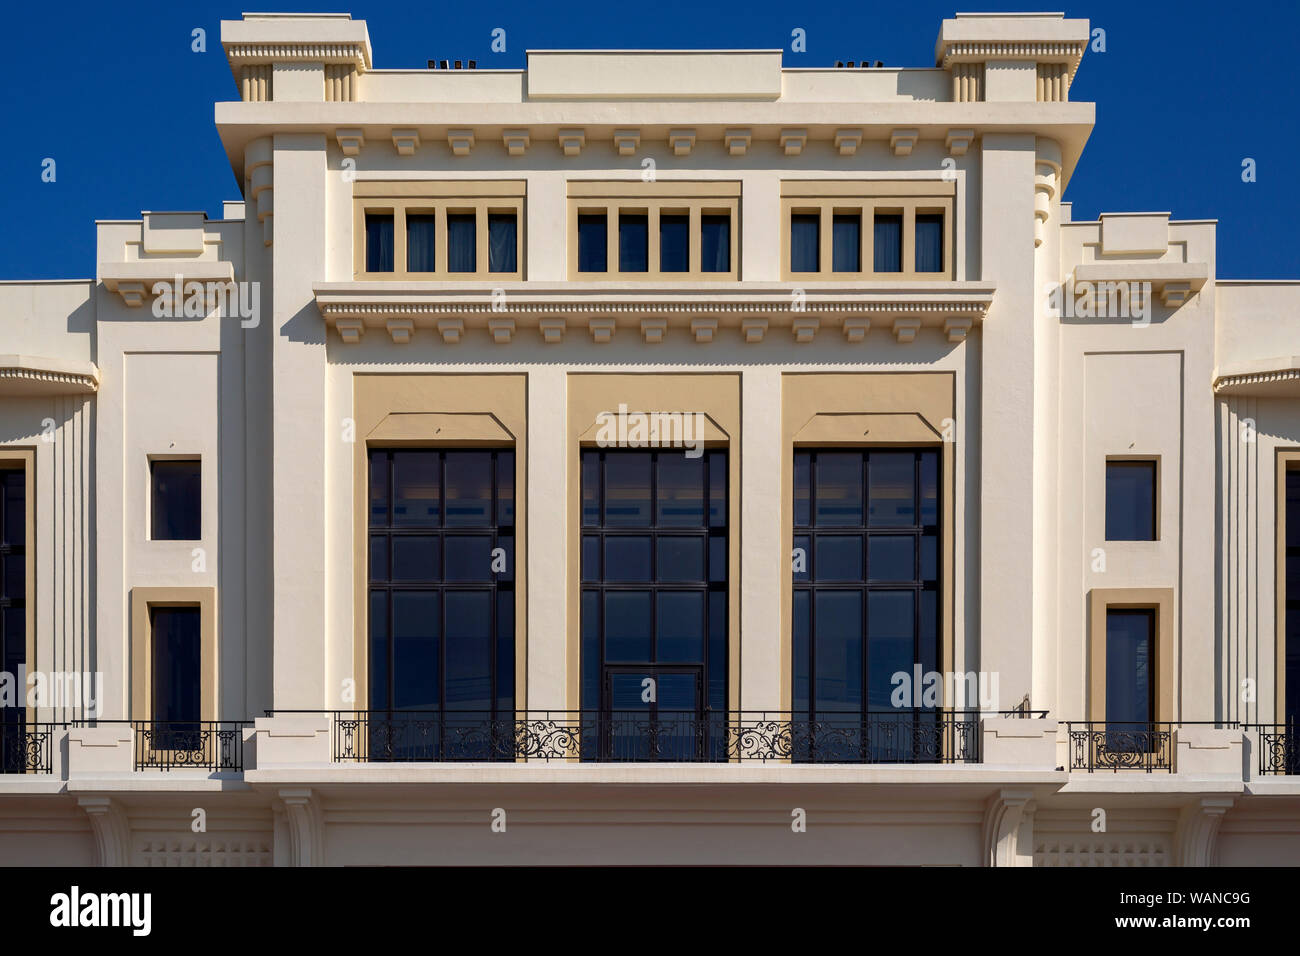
[1,11,1298,866]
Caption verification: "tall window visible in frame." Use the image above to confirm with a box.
[1105,609,1154,741]
[793,450,940,761]
[833,213,861,272]
[365,213,394,272]
[700,214,731,273]
[151,460,201,541]
[581,449,727,761]
[446,213,477,273]
[0,468,25,772]
[368,449,514,760]
[915,213,944,273]
[659,213,689,272]
[1287,470,1300,728]
[578,213,608,272]
[619,212,649,272]
[873,214,902,273]
[406,213,436,272]
[790,213,819,273]
[1106,460,1157,540]
[151,606,202,750]
[488,213,517,273]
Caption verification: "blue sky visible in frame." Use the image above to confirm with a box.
[3,0,1295,279]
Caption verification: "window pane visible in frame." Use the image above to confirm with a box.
[369,591,388,710]
[660,213,689,272]
[873,214,902,273]
[581,451,600,527]
[791,213,819,272]
[603,455,651,527]
[700,214,730,272]
[814,591,862,712]
[814,453,863,527]
[444,535,493,582]
[920,452,938,526]
[793,591,810,712]
[582,534,600,581]
[151,460,201,540]
[407,214,436,272]
[657,536,705,582]
[488,212,517,273]
[605,536,652,582]
[151,607,201,723]
[496,590,515,714]
[392,535,438,581]
[794,453,811,527]
[370,534,388,581]
[709,534,726,583]
[496,452,515,526]
[605,591,652,662]
[867,591,914,710]
[619,213,648,272]
[915,213,943,273]
[393,591,438,709]
[832,214,861,272]
[1106,461,1156,541]
[365,213,394,272]
[444,591,492,711]
[2,470,24,545]
[447,213,476,272]
[578,213,608,272]
[657,591,705,662]
[657,454,705,527]
[920,534,937,582]
[707,452,726,528]
[392,452,439,527]
[869,453,915,527]
[369,453,389,527]
[444,452,492,527]
[793,534,810,582]
[815,534,861,582]
[1106,609,1153,724]
[868,535,915,582]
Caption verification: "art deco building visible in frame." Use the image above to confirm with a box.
[0,10,1297,866]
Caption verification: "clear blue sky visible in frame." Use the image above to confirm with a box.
[3,0,1295,279]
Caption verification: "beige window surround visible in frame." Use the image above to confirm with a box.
[0,451,35,721]
[353,180,525,281]
[780,180,955,282]
[1086,587,1175,724]
[129,586,217,723]
[566,181,740,281]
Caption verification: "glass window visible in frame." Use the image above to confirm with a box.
[1106,609,1153,725]
[619,212,649,272]
[873,214,902,273]
[915,213,943,273]
[0,469,26,746]
[151,606,201,741]
[833,213,861,272]
[700,214,730,273]
[1287,470,1300,728]
[406,214,436,272]
[151,460,201,541]
[488,213,517,273]
[578,213,608,272]
[660,213,689,272]
[791,213,820,272]
[1105,460,1157,541]
[365,213,394,272]
[446,213,477,273]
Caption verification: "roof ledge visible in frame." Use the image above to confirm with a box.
[0,355,100,395]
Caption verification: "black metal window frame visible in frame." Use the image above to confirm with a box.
[792,448,941,756]
[367,448,515,756]
[580,447,728,760]
[0,466,26,773]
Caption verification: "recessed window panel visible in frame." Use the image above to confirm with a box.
[814,591,862,712]
[832,214,861,272]
[791,213,820,272]
[392,452,439,527]
[700,214,730,272]
[873,214,902,273]
[867,591,914,710]
[915,213,943,273]
[444,591,493,711]
[151,606,201,725]
[365,213,394,272]
[1105,460,1157,541]
[444,535,493,582]
[406,213,436,272]
[619,213,649,272]
[446,213,477,272]
[660,213,689,272]
[578,213,608,272]
[1106,609,1153,725]
[151,460,201,541]
[488,212,517,273]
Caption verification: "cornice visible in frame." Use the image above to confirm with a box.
[224,42,370,67]
[0,355,100,395]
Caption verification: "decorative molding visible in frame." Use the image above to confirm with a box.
[792,317,819,343]
[391,129,420,156]
[690,317,718,343]
[741,318,768,343]
[0,360,100,395]
[779,128,807,156]
[488,317,516,343]
[385,318,413,344]
[1175,797,1234,867]
[447,129,475,156]
[588,317,616,344]
[982,790,1036,867]
[278,789,323,867]
[950,63,985,103]
[890,128,920,156]
[842,317,871,342]
[1161,282,1193,307]
[335,128,364,156]
[502,129,530,156]
[723,129,751,156]
[834,128,863,156]
[336,318,364,343]
[79,797,131,868]
[558,129,586,156]
[640,317,667,343]
[539,317,566,343]
[940,39,1085,78]
[437,318,464,343]
[893,317,922,343]
[225,42,369,67]
[613,129,640,156]
[1213,368,1300,395]
[946,128,975,156]
[668,129,697,156]
[943,316,973,342]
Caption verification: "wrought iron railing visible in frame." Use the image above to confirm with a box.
[295,710,1001,764]
[1065,721,1239,773]
[1248,724,1300,775]
[132,721,247,771]
[0,721,55,774]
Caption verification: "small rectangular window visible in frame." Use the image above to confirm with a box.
[832,214,861,272]
[446,213,477,273]
[873,214,902,273]
[578,213,608,272]
[1105,460,1157,541]
[915,213,943,273]
[619,213,649,273]
[151,460,201,541]
[1105,608,1153,725]
[660,213,689,272]
[790,213,819,272]
[700,214,730,273]
[152,606,202,741]
[406,214,436,273]
[488,212,517,273]
[365,213,394,272]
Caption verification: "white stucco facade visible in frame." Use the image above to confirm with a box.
[1,10,1298,867]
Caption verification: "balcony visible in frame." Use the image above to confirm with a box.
[0,721,56,774]
[69,720,250,773]
[1247,724,1300,776]
[1065,721,1244,774]
[289,709,998,764]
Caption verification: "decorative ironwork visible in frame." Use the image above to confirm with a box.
[1066,722,1174,772]
[0,722,54,774]
[324,710,987,764]
[132,721,246,772]
[1251,724,1300,775]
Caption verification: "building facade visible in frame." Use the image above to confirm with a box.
[1,10,1298,866]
